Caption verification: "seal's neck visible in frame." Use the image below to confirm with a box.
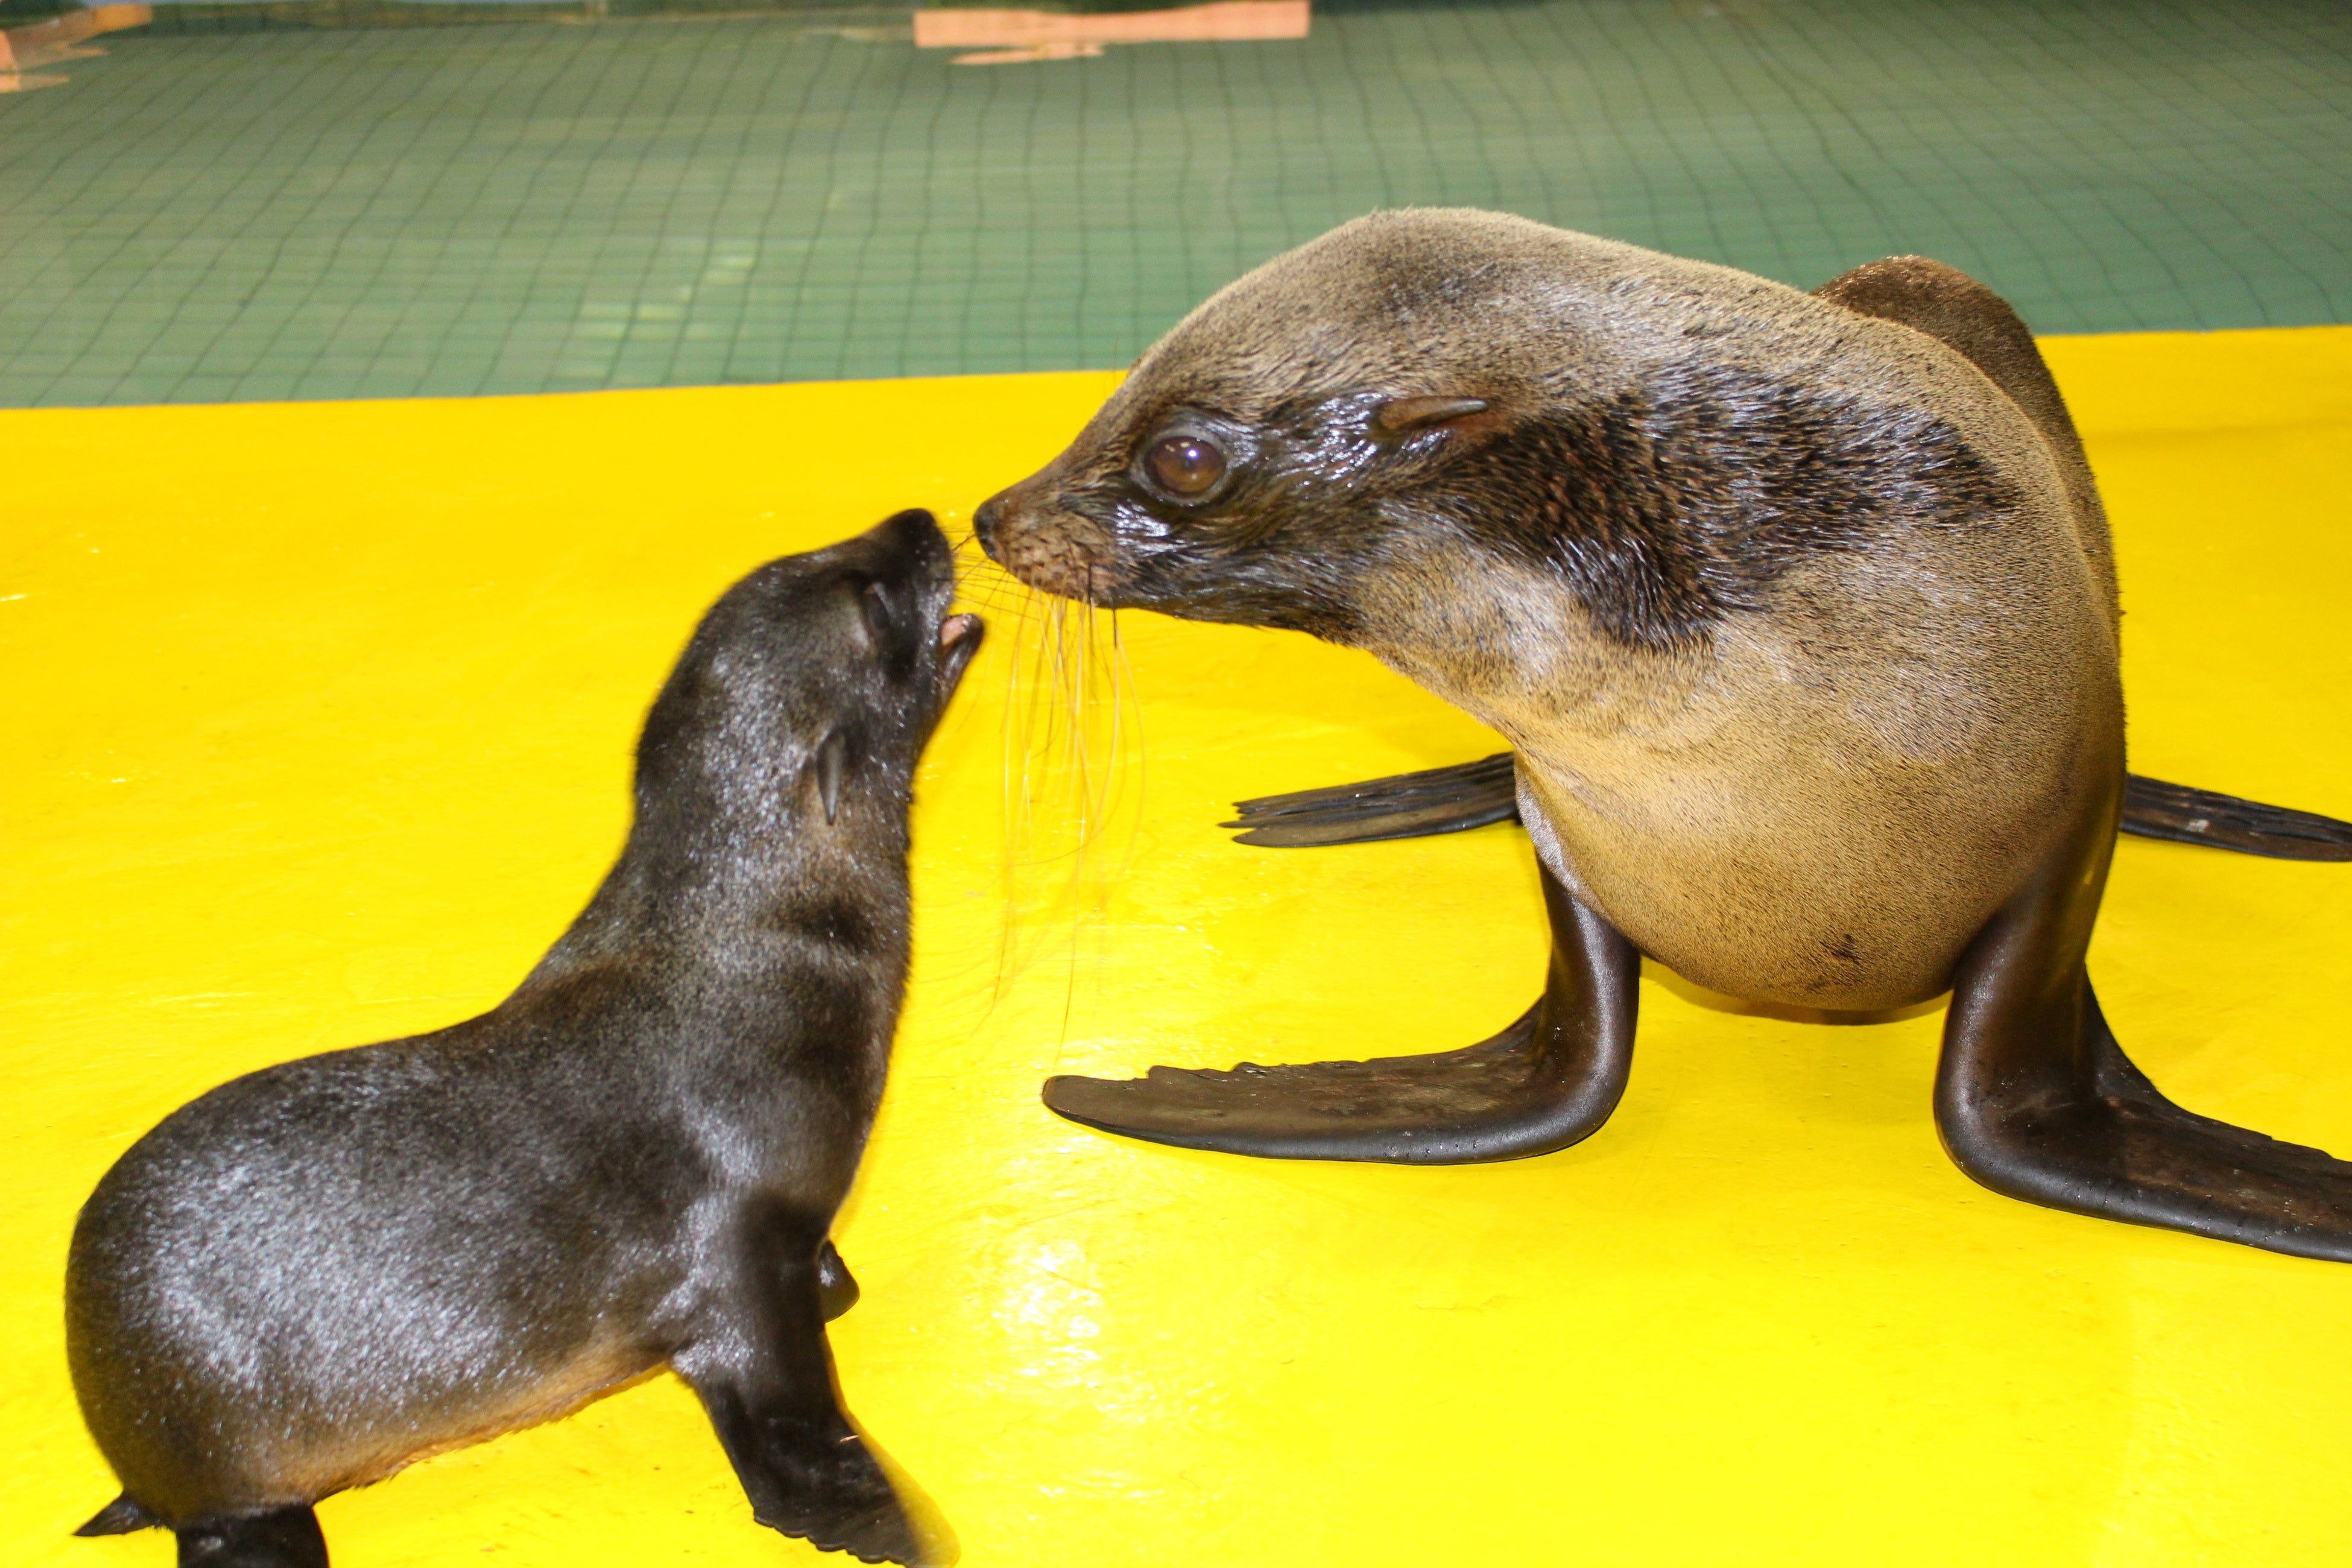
[519,768,915,992]
[1355,553,1715,773]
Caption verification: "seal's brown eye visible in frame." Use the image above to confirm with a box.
[1145,434,1227,499]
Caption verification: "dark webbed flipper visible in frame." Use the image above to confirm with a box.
[816,1238,860,1321]
[1223,752,1518,846]
[2119,775,2352,861]
[678,1207,947,1566]
[172,1506,327,1567]
[1042,864,1639,1163]
[1938,777,2352,1260]
[1221,752,2352,862]
[74,1493,161,1536]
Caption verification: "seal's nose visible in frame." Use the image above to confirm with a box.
[972,495,1005,562]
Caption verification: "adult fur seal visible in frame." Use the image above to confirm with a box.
[65,509,982,1568]
[973,208,2352,1262]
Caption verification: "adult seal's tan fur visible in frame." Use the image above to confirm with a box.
[974,208,2352,1261]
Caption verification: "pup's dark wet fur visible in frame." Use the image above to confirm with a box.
[66,509,982,1568]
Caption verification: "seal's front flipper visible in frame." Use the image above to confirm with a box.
[2120,774,2352,861]
[679,1209,950,1566]
[171,1506,326,1567]
[1222,752,1519,846]
[1939,779,2352,1260]
[1044,864,1639,1163]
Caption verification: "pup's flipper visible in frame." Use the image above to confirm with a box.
[816,1238,860,1321]
[171,1506,327,1567]
[681,1208,952,1567]
[1222,752,1517,847]
[1043,863,1639,1163]
[74,1494,161,1536]
[1221,752,2352,863]
[2118,774,2352,861]
[1939,774,2352,1260]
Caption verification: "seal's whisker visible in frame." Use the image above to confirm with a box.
[1102,605,1148,891]
[978,557,1148,1031]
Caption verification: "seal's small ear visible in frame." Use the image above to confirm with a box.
[812,729,850,825]
[1372,395,1489,439]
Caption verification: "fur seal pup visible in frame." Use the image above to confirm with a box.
[65,509,982,1568]
[972,209,2352,1262]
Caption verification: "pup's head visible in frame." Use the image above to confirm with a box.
[634,508,984,850]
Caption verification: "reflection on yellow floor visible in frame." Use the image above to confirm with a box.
[4,327,2351,1566]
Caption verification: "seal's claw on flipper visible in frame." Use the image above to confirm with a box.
[1045,864,1640,1164]
[2120,774,2352,861]
[1222,752,1519,847]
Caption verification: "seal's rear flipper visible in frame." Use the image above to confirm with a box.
[2119,775,2352,861]
[1221,753,2352,862]
[1044,864,1638,1163]
[74,1494,160,1536]
[1939,777,2352,1260]
[1222,752,1518,847]
[171,1506,326,1567]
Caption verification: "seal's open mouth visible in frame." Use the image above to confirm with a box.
[935,612,984,692]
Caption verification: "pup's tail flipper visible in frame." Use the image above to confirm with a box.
[1222,753,2352,863]
[74,1494,161,1536]
[173,1506,327,1567]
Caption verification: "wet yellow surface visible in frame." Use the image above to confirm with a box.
[6,326,2352,1567]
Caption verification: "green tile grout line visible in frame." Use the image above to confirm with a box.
[0,0,2346,406]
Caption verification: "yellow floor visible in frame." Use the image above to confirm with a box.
[5,327,2352,1567]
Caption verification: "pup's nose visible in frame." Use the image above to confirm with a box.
[875,507,943,555]
[972,495,1006,561]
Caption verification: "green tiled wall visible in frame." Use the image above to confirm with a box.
[0,0,2345,405]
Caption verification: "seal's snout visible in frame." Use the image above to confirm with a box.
[964,484,1127,606]
[972,495,1005,562]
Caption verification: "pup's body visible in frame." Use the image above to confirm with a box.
[976,209,2352,1260]
[68,510,980,1568]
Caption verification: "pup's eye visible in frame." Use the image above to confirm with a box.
[1144,434,1227,499]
